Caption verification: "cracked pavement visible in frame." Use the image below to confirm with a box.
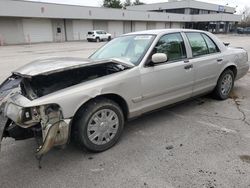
[0,35,250,188]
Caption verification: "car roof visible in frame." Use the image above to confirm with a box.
[123,29,207,36]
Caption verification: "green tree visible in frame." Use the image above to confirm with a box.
[123,0,132,8]
[133,0,145,5]
[102,0,123,8]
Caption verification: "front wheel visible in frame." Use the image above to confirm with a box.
[73,98,124,152]
[213,69,234,100]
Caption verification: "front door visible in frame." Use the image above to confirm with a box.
[139,32,194,113]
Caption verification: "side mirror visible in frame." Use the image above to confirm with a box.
[151,53,168,64]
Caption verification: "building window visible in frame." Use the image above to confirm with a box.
[165,8,185,14]
[190,9,200,14]
[57,27,61,33]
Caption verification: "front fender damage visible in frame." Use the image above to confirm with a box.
[0,76,71,156]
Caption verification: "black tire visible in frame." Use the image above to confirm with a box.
[108,36,111,41]
[213,69,235,100]
[87,39,90,42]
[73,98,124,152]
[96,37,100,42]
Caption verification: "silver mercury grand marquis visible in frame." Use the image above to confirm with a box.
[0,29,249,156]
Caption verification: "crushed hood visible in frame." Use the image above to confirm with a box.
[13,57,134,78]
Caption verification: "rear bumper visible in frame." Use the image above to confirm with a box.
[236,63,250,80]
[87,36,96,40]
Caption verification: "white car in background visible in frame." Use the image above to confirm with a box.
[87,30,112,42]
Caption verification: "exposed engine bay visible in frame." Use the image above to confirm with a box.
[22,62,126,99]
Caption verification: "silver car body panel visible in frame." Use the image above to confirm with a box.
[0,29,249,155]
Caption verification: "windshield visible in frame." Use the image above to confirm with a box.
[89,35,155,65]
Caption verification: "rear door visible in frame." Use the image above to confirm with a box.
[184,32,223,96]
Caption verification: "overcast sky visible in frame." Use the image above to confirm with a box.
[27,0,248,13]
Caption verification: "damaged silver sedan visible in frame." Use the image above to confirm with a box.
[0,29,249,157]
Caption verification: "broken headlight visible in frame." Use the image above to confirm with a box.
[6,103,40,128]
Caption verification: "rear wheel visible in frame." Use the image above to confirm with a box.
[108,36,111,41]
[213,69,234,100]
[73,98,124,152]
[96,37,100,42]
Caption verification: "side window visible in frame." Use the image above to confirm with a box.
[186,32,208,57]
[201,34,220,54]
[155,33,187,61]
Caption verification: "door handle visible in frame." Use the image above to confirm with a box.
[184,64,193,70]
[217,58,223,62]
[184,60,189,63]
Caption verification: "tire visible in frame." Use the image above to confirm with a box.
[73,98,124,152]
[108,36,111,41]
[213,69,235,100]
[96,37,100,42]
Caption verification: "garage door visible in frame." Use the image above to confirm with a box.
[124,21,132,34]
[73,20,93,40]
[0,18,25,44]
[108,21,123,38]
[133,22,147,32]
[93,20,108,31]
[171,22,181,28]
[147,22,156,30]
[22,19,53,43]
[155,22,165,29]
[165,22,171,28]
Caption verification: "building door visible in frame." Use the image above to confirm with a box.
[52,19,66,42]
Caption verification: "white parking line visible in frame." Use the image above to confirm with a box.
[196,121,237,133]
[240,108,250,112]
[168,111,238,134]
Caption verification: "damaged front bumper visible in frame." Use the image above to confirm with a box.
[0,84,71,156]
[0,111,8,151]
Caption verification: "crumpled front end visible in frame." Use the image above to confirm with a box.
[0,76,71,156]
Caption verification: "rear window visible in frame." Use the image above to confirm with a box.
[201,34,220,54]
[88,32,94,35]
[186,32,208,57]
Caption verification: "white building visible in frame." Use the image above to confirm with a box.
[0,0,241,45]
